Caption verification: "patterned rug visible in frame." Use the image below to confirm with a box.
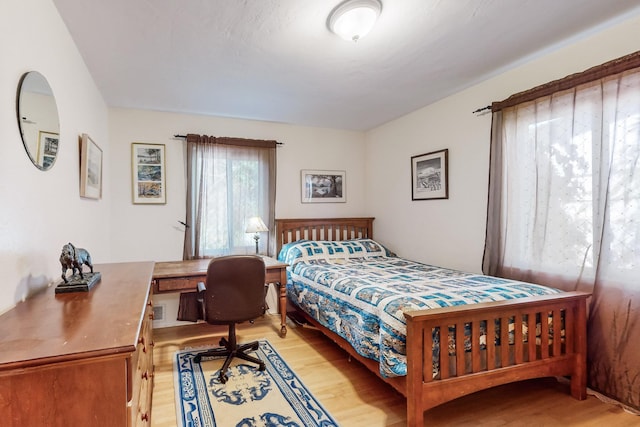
[174,340,339,427]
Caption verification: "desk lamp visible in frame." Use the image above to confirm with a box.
[246,216,268,254]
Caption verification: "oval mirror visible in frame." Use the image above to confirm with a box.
[16,71,60,170]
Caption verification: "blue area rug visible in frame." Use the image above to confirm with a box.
[174,340,339,427]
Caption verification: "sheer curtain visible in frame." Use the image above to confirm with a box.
[183,134,277,259]
[484,53,640,411]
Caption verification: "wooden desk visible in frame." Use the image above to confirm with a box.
[0,262,155,427]
[152,256,289,336]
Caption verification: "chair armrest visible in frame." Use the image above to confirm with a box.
[196,281,206,319]
[197,281,206,303]
[197,281,206,296]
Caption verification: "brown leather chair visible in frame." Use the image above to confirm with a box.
[193,255,266,383]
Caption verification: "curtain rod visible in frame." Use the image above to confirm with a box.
[173,134,283,145]
[472,105,491,114]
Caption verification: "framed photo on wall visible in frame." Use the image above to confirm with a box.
[411,148,449,200]
[131,143,166,204]
[301,169,346,203]
[79,133,102,199]
[38,131,59,169]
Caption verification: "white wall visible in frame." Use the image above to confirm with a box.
[108,108,367,263]
[108,108,366,327]
[366,12,640,274]
[0,0,110,314]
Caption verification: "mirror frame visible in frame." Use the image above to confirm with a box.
[16,71,60,171]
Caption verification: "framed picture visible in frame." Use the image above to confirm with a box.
[411,148,449,200]
[38,131,59,169]
[132,143,166,204]
[301,169,346,203]
[79,133,102,199]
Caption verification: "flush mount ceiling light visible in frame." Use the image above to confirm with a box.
[327,0,382,42]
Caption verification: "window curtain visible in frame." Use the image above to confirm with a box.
[483,52,640,411]
[183,134,277,259]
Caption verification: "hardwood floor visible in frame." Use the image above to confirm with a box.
[151,314,639,426]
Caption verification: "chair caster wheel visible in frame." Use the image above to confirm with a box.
[194,355,202,363]
[219,373,228,384]
[258,363,266,371]
[219,338,227,347]
[251,342,259,351]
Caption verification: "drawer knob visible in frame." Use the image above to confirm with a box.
[141,412,149,421]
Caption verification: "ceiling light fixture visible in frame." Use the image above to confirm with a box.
[327,0,382,43]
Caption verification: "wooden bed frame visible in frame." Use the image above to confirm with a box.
[275,217,590,426]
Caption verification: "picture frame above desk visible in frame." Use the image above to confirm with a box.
[152,256,289,336]
[131,142,166,204]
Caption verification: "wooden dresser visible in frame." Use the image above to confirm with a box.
[0,262,155,427]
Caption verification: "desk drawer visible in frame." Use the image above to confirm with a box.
[265,269,285,285]
[155,276,204,293]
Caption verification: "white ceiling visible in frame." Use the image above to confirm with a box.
[52,0,640,131]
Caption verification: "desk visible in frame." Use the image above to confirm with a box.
[152,256,289,336]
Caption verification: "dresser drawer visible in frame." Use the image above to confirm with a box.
[134,376,151,427]
[130,293,154,427]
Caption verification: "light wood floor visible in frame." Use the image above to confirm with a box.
[151,314,639,427]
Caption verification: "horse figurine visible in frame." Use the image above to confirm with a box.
[59,242,94,283]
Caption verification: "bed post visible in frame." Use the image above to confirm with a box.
[405,317,424,427]
[571,297,588,400]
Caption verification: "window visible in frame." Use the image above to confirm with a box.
[183,135,276,259]
[484,56,640,287]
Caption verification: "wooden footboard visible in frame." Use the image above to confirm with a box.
[404,291,589,426]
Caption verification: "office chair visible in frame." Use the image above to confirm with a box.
[193,255,266,383]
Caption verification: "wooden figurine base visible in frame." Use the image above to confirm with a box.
[55,272,102,294]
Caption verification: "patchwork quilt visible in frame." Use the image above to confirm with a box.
[278,239,562,378]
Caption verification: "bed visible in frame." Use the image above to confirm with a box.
[275,217,589,426]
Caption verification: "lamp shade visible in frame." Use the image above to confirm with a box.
[246,216,268,233]
[328,0,382,42]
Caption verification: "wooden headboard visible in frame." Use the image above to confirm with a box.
[274,217,374,255]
